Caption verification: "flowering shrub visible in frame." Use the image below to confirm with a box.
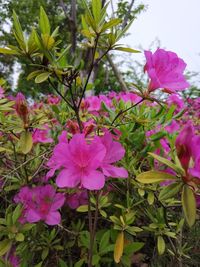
[0,1,199,267]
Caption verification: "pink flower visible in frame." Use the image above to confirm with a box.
[0,87,5,99]
[32,125,53,144]
[66,191,88,209]
[46,94,60,105]
[144,48,190,93]
[55,134,106,190]
[175,122,200,180]
[165,120,180,134]
[175,122,194,171]
[14,185,65,225]
[196,195,200,208]
[167,94,185,112]
[98,132,128,178]
[86,96,102,112]
[48,132,128,190]
[4,247,20,267]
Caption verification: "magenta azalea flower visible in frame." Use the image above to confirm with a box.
[98,132,128,178]
[55,134,106,190]
[4,247,20,267]
[0,87,5,99]
[32,125,53,144]
[144,48,190,93]
[175,122,200,179]
[47,132,128,190]
[14,185,65,225]
[66,191,88,209]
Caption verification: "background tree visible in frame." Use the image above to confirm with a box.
[0,0,145,97]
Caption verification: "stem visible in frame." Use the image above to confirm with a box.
[23,154,29,184]
[111,98,144,125]
[48,78,74,109]
[87,190,100,267]
[87,190,93,267]
[78,34,100,109]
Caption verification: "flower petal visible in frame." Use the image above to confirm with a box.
[45,211,61,225]
[56,168,80,188]
[82,170,105,190]
[102,164,128,178]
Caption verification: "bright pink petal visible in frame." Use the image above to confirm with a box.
[100,132,125,163]
[45,211,61,225]
[51,193,65,210]
[56,168,80,188]
[102,164,128,178]
[82,170,105,190]
[26,209,41,223]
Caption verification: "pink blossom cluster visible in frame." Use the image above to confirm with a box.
[47,131,128,190]
[14,185,65,225]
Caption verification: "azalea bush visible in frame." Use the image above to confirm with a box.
[0,1,200,267]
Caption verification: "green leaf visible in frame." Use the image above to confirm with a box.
[21,223,35,232]
[41,34,55,50]
[58,259,68,267]
[126,226,143,235]
[51,26,60,38]
[41,248,49,260]
[39,7,50,35]
[27,70,43,81]
[74,259,85,267]
[159,182,182,201]
[19,131,33,154]
[34,262,43,267]
[82,0,96,31]
[113,47,140,53]
[136,170,177,184]
[76,205,88,212]
[56,45,71,63]
[101,18,121,32]
[12,11,24,44]
[114,232,124,263]
[27,28,38,54]
[0,48,19,55]
[12,204,22,224]
[92,254,100,265]
[0,239,12,257]
[92,0,101,23]
[124,242,144,255]
[157,236,165,255]
[99,231,110,253]
[148,152,184,175]
[15,233,24,242]
[35,72,50,83]
[181,185,196,227]
[150,131,167,141]
[116,18,134,42]
[147,192,154,205]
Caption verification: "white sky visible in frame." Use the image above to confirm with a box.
[120,0,200,73]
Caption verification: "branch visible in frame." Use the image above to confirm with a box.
[121,0,135,29]
[70,0,77,54]
[106,54,128,92]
